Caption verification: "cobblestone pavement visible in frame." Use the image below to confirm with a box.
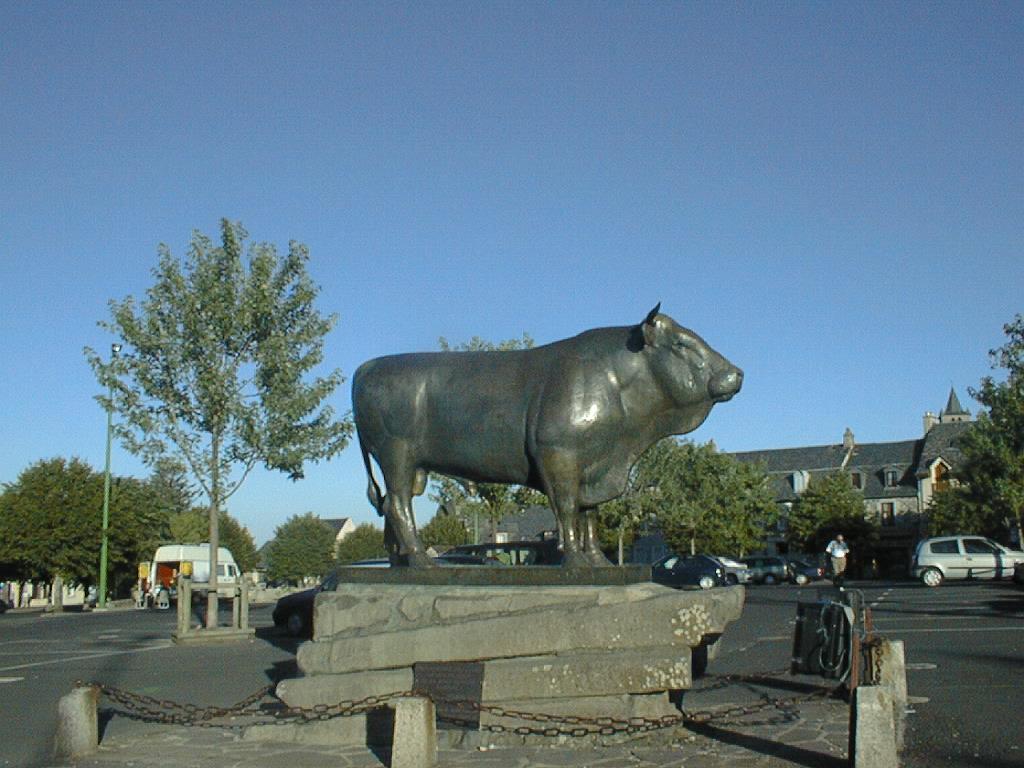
[69,674,851,768]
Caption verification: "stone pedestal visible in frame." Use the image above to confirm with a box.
[272,577,743,745]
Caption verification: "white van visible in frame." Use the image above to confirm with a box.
[145,544,239,598]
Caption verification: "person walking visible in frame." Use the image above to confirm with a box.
[825,534,850,587]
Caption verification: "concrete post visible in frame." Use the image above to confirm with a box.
[849,685,898,768]
[391,697,437,768]
[232,585,241,629]
[876,639,908,751]
[54,685,99,760]
[240,579,250,630]
[176,575,191,636]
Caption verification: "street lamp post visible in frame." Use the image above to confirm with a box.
[98,343,121,609]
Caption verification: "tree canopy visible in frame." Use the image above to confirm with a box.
[929,314,1024,544]
[419,511,470,550]
[335,522,387,564]
[85,220,350,621]
[785,472,876,559]
[633,439,778,557]
[264,512,337,584]
[0,458,163,593]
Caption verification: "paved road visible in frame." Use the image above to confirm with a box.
[1,580,1021,767]
[0,603,297,768]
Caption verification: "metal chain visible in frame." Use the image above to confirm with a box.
[80,666,841,737]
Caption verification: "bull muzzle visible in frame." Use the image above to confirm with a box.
[710,366,743,402]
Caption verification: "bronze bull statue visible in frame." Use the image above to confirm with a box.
[353,305,743,567]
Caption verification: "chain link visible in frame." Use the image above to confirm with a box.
[78,665,842,737]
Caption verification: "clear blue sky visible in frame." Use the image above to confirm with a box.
[2,2,1021,546]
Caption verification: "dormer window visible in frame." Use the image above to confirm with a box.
[885,469,899,488]
[792,470,810,493]
[934,463,951,492]
[850,472,862,489]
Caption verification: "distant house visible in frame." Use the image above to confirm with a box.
[730,388,974,573]
[321,517,356,550]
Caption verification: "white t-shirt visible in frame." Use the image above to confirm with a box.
[825,540,849,558]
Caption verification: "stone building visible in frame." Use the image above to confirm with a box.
[730,388,974,574]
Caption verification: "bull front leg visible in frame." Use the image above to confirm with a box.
[579,507,613,567]
[537,448,591,569]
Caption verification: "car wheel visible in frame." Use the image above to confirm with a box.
[285,611,307,637]
[794,573,809,586]
[698,575,715,590]
[921,568,943,588]
[764,574,777,585]
[726,573,739,586]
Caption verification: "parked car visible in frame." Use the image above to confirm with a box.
[787,558,825,586]
[740,555,794,585]
[651,554,728,590]
[911,535,1024,587]
[711,555,752,585]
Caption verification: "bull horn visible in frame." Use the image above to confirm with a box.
[644,303,661,325]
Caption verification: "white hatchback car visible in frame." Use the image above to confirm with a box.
[911,535,1024,587]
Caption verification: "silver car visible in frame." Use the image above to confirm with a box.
[911,535,1024,587]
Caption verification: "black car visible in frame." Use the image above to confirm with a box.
[788,558,825,585]
[272,571,340,637]
[651,554,728,590]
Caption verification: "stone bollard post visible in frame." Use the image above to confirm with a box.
[391,696,437,768]
[875,639,908,751]
[176,575,192,636]
[240,578,250,630]
[849,685,898,768]
[54,684,99,760]
[232,584,241,629]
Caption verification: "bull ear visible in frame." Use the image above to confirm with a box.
[642,303,661,347]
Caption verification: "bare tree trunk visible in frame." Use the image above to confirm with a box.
[206,437,220,630]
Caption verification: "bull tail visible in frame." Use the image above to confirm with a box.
[359,435,386,517]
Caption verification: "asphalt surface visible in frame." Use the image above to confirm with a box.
[1,578,1021,767]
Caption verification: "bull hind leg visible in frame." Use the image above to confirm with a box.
[377,450,434,567]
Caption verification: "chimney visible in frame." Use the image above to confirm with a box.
[923,411,938,434]
[841,428,855,469]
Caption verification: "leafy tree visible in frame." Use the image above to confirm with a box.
[637,440,777,557]
[419,511,470,550]
[85,220,351,625]
[335,522,387,564]
[595,463,645,564]
[0,458,163,595]
[264,513,337,584]
[428,333,546,541]
[948,314,1024,545]
[147,458,197,532]
[786,472,876,561]
[161,507,257,571]
[925,485,989,537]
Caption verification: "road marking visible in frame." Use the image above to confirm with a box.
[0,677,25,683]
[880,625,1024,634]
[905,662,938,670]
[0,642,173,673]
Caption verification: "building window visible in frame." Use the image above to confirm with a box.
[881,503,895,526]
[934,463,950,492]
[850,472,862,489]
[885,469,899,487]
